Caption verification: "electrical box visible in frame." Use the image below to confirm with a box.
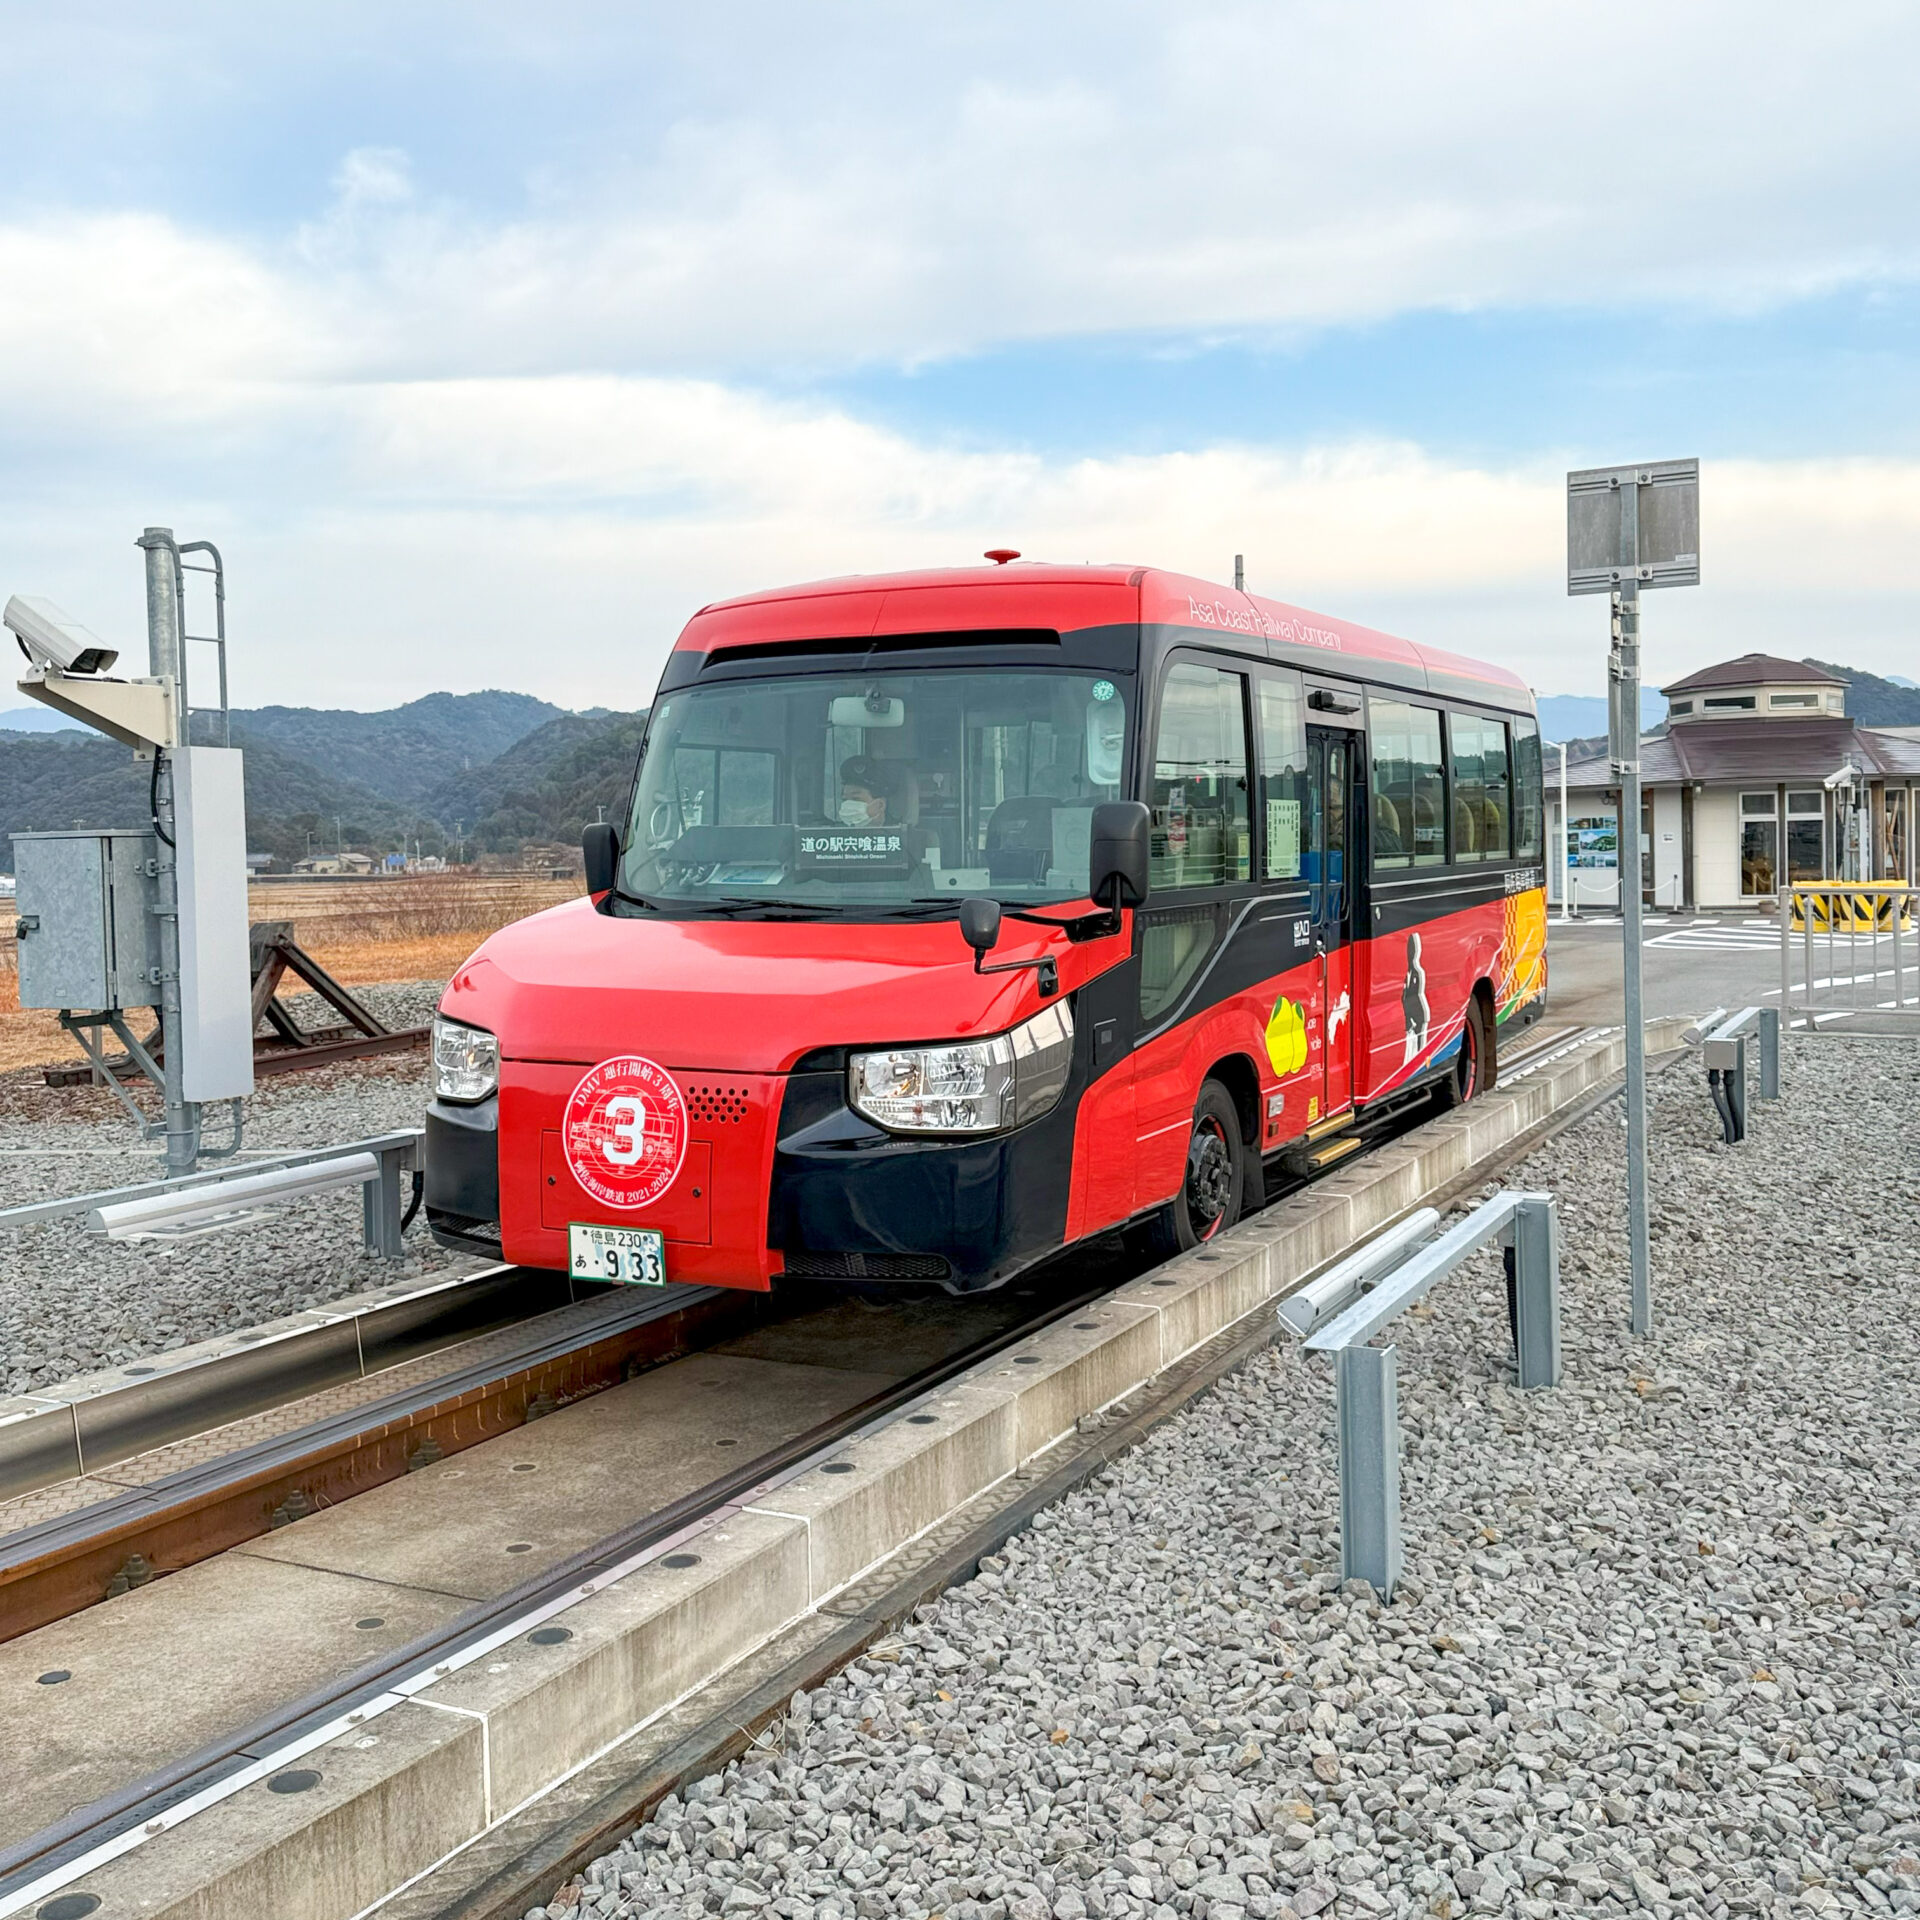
[10,829,162,1011]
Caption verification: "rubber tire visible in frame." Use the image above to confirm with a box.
[1129,1080,1248,1262]
[1445,993,1495,1107]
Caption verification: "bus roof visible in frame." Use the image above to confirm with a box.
[672,563,1532,708]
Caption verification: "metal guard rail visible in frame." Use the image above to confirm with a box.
[1281,1191,1560,1599]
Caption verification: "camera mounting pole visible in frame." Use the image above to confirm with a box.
[136,527,200,1175]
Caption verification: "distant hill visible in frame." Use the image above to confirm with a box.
[0,731,440,869]
[222,690,564,808]
[1805,660,1920,728]
[0,705,89,733]
[1535,689,1666,744]
[427,709,648,854]
[1,689,638,872]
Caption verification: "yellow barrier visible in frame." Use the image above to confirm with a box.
[1788,885,1916,933]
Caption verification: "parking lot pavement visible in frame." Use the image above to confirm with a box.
[1543,914,1791,1028]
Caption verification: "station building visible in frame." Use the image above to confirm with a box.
[1546,654,1920,910]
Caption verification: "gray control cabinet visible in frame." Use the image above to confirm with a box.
[11,830,162,1011]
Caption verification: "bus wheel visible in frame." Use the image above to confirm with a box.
[1447,994,1493,1105]
[1132,1080,1246,1261]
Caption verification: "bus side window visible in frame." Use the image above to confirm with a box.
[1450,714,1510,862]
[1511,716,1544,860]
[1148,663,1251,890]
[1369,700,1445,869]
[1256,676,1307,881]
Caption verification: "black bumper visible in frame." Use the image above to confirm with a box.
[424,1096,503,1255]
[768,1067,1078,1293]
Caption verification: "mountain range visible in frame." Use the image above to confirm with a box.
[0,691,647,869]
[4,653,1916,871]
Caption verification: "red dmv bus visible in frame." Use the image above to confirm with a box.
[424,562,1547,1292]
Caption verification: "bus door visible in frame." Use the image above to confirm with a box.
[1307,726,1356,1116]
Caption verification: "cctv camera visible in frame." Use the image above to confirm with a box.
[3,594,119,675]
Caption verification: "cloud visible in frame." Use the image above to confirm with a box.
[1,2,1917,709]
[8,4,1920,381]
[11,356,1919,710]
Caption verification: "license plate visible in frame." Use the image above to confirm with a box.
[569,1223,667,1287]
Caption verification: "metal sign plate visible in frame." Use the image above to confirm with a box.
[1567,459,1699,595]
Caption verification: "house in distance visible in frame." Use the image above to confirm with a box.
[1552,655,1920,909]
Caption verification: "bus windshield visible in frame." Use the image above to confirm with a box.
[621,668,1130,911]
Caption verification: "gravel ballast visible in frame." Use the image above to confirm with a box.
[0,980,476,1397]
[531,1035,1920,1920]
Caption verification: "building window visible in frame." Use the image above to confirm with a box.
[1771,693,1818,709]
[1149,663,1252,890]
[1448,711,1510,862]
[1668,700,1693,716]
[1827,692,1844,712]
[1369,700,1445,869]
[1786,790,1824,882]
[1886,791,1910,883]
[1740,791,1778,895]
[1706,695,1757,711]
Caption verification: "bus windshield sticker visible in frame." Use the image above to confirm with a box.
[1267,798,1301,873]
[797,831,909,864]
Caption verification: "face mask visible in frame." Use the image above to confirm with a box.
[839,799,875,827]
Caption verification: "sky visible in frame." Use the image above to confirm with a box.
[1,2,1918,713]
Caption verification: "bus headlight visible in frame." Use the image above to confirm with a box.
[432,1016,499,1103]
[849,1003,1074,1135]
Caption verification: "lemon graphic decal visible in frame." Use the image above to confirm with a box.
[1265,997,1308,1076]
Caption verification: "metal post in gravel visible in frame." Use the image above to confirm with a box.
[1510,1194,1561,1389]
[1615,575,1652,1334]
[1335,1345,1400,1598]
[1759,1005,1780,1100]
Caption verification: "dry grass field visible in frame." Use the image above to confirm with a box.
[0,873,580,1075]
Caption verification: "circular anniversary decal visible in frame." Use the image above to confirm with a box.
[563,1055,688,1210]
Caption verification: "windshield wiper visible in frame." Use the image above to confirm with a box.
[904,897,1122,940]
[676,896,835,919]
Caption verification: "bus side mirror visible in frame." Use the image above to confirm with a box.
[959,896,1003,958]
[583,821,622,897]
[1088,801,1151,908]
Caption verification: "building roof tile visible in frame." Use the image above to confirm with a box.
[1661,654,1842,694]
[1562,716,1920,790]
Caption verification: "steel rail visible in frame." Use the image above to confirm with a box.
[0,1280,757,1647]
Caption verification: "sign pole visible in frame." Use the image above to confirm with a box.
[1569,456,1696,1340]
[1612,575,1652,1333]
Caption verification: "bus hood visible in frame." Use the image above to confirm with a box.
[438,896,1096,1072]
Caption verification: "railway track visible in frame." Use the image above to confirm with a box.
[0,1019,1594,1649]
[0,1017,1610,1918]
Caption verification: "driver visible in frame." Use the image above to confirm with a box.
[839,755,903,827]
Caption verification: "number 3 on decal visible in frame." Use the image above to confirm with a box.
[603,1095,647,1166]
